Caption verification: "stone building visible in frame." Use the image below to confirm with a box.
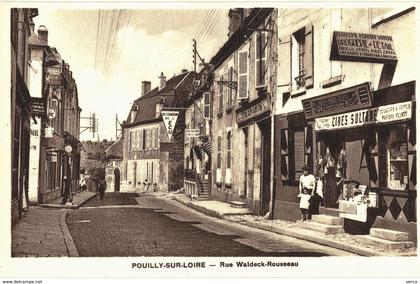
[273,8,416,241]
[121,71,195,192]
[11,8,38,225]
[208,8,278,215]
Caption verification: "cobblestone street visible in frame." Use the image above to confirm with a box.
[66,193,356,256]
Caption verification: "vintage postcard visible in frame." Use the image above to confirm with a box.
[0,1,419,281]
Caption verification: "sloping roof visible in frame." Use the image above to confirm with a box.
[124,71,194,127]
[105,138,123,160]
[209,8,274,70]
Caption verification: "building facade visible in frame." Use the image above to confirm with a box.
[208,8,278,215]
[121,71,195,193]
[273,8,416,240]
[11,8,38,226]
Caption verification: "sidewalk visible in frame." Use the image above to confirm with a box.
[172,193,253,217]
[40,190,97,209]
[170,193,417,257]
[12,191,96,257]
[12,207,77,257]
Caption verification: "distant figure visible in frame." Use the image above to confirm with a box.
[98,178,107,200]
[298,165,315,221]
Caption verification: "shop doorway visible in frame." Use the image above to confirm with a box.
[259,119,271,215]
[114,168,120,192]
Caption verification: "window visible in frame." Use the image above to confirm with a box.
[256,32,267,87]
[386,125,409,190]
[217,135,222,169]
[129,132,132,150]
[227,67,235,109]
[218,76,224,115]
[203,92,211,119]
[142,129,146,150]
[294,130,305,180]
[290,24,314,90]
[226,131,232,169]
[238,50,248,100]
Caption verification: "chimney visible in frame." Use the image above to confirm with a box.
[228,9,243,37]
[158,72,166,90]
[37,25,48,45]
[141,81,151,96]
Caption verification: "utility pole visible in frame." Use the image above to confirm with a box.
[80,112,98,138]
[115,113,123,140]
[192,39,197,130]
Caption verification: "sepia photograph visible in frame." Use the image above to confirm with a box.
[1,2,419,281]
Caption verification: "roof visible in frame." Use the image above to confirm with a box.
[209,8,274,70]
[105,138,123,160]
[124,71,195,127]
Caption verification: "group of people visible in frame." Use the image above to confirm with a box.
[298,165,323,221]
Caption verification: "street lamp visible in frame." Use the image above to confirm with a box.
[63,145,73,205]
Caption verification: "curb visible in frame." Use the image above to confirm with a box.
[59,209,79,257]
[40,192,98,209]
[171,196,416,257]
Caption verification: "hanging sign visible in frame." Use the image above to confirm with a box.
[162,111,179,140]
[315,101,412,131]
[330,31,397,63]
[185,129,200,138]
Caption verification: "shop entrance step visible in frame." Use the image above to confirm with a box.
[354,235,414,251]
[311,214,343,226]
[369,228,410,242]
[230,201,247,209]
[297,220,344,234]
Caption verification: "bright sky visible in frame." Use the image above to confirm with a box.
[35,9,229,142]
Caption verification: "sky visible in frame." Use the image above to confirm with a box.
[35,9,229,142]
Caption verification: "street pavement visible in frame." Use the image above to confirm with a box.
[66,193,356,257]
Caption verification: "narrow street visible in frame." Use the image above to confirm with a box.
[66,193,356,257]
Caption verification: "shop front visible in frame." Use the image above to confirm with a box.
[306,81,416,238]
[236,94,272,215]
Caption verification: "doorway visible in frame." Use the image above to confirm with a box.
[114,168,120,192]
[259,119,271,215]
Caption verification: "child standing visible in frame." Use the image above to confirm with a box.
[299,165,315,221]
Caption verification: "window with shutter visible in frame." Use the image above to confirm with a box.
[203,92,211,119]
[294,130,305,181]
[142,129,146,150]
[304,24,314,88]
[226,131,232,169]
[227,67,235,108]
[238,50,248,100]
[256,32,267,87]
[217,135,222,169]
[218,91,223,115]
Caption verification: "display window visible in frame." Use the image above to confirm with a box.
[385,124,409,191]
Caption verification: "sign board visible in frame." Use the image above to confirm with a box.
[236,97,271,126]
[330,31,397,64]
[315,101,412,131]
[162,111,179,140]
[31,97,47,117]
[45,127,54,138]
[185,129,200,138]
[302,82,372,119]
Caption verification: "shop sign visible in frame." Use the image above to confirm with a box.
[302,82,372,119]
[30,97,47,117]
[237,97,271,125]
[330,31,397,64]
[45,127,55,138]
[185,129,200,138]
[162,111,179,140]
[315,101,412,131]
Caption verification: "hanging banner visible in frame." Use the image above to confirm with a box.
[315,101,412,131]
[162,111,179,140]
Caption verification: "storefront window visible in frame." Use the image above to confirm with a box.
[386,124,409,191]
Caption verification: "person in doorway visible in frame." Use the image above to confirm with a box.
[98,178,107,200]
[298,165,316,221]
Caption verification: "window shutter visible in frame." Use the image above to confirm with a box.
[238,51,248,100]
[278,35,292,88]
[139,130,143,150]
[304,24,314,89]
[203,92,211,119]
[256,32,267,87]
[281,129,289,180]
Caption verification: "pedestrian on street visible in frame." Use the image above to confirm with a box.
[298,165,315,221]
[98,178,107,200]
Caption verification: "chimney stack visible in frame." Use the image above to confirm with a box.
[141,81,151,96]
[158,72,166,90]
[37,25,48,45]
[227,9,243,38]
